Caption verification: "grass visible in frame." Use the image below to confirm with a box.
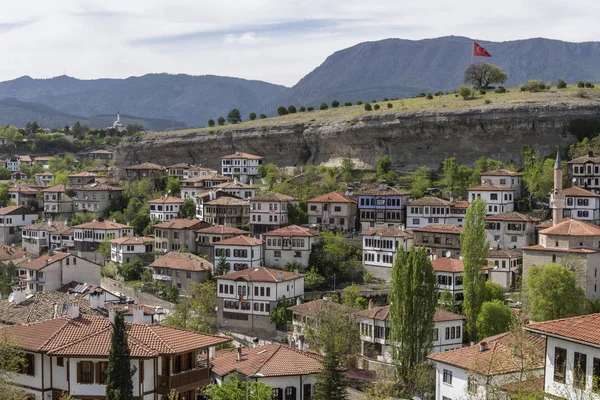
[149,85,600,137]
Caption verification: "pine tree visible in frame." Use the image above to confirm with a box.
[461,197,489,341]
[106,311,136,400]
[389,246,437,393]
[314,334,348,400]
[215,254,229,276]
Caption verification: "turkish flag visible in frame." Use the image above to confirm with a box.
[473,42,492,57]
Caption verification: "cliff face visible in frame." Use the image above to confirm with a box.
[115,103,600,171]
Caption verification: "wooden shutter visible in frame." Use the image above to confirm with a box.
[27,354,35,376]
[76,362,81,383]
[140,360,144,381]
[95,362,101,384]
[89,362,94,384]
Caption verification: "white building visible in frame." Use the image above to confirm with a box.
[4,155,20,172]
[406,197,469,229]
[485,211,540,250]
[21,221,74,256]
[0,205,38,245]
[486,248,523,291]
[183,165,218,180]
[468,182,516,215]
[249,192,298,235]
[431,258,464,304]
[220,151,264,184]
[480,168,523,200]
[307,191,358,231]
[195,225,249,262]
[73,220,134,263]
[214,179,256,199]
[263,225,320,269]
[356,182,411,231]
[150,251,214,295]
[34,171,54,184]
[568,151,600,193]
[362,225,413,281]
[562,186,600,223]
[214,235,264,273]
[149,196,185,222]
[181,174,230,199]
[110,236,154,264]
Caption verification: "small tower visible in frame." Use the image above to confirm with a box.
[551,150,565,226]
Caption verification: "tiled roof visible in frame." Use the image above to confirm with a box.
[567,154,600,164]
[218,266,303,283]
[8,184,39,194]
[0,244,35,262]
[362,226,413,238]
[263,225,320,238]
[356,305,465,323]
[19,155,32,162]
[468,184,515,191]
[111,304,157,316]
[487,248,522,259]
[41,184,67,193]
[182,173,229,183]
[356,187,410,196]
[522,244,599,254]
[149,252,213,272]
[34,172,54,177]
[69,171,96,178]
[431,258,464,273]
[485,212,540,222]
[428,331,546,376]
[539,218,600,236]
[73,183,124,192]
[124,162,165,170]
[109,236,153,245]
[215,181,254,189]
[287,299,354,317]
[480,168,522,177]
[74,220,132,230]
[220,152,264,160]
[526,313,600,347]
[308,192,356,203]
[251,193,297,202]
[21,252,72,271]
[216,235,263,246]
[413,224,464,234]
[22,221,72,234]
[196,225,249,235]
[153,218,208,230]
[206,197,248,206]
[563,186,600,197]
[148,196,185,204]
[211,344,322,377]
[407,197,453,206]
[0,206,36,215]
[33,156,53,161]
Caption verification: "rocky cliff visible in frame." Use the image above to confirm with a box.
[115,102,600,171]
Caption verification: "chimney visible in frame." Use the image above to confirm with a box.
[11,285,26,305]
[209,346,216,360]
[48,248,54,257]
[479,342,488,352]
[89,288,103,309]
[368,299,373,310]
[108,307,116,324]
[67,301,80,319]
[345,186,354,196]
[133,305,144,324]
[296,297,302,305]
[378,180,387,191]
[237,345,243,362]
[299,335,306,352]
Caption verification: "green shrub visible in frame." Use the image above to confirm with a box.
[479,89,486,95]
[426,93,433,100]
[207,119,215,127]
[356,101,363,105]
[299,106,306,112]
[485,99,492,104]
[371,99,377,103]
[417,93,426,98]
[521,80,547,92]
[387,103,393,109]
[259,113,267,119]
[557,78,567,89]
[382,97,389,101]
[458,86,472,100]
[374,104,380,110]
[435,91,444,96]
[344,101,352,106]
[249,112,256,121]
[277,106,288,116]
[586,82,595,88]
[364,103,372,111]
[287,105,297,114]
[331,100,340,108]
[307,106,314,112]
[578,81,585,88]
[495,86,506,93]
[320,103,328,110]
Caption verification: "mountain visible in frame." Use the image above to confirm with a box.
[0,74,287,127]
[263,36,600,112]
[0,97,185,131]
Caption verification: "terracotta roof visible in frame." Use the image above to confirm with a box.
[362,225,413,238]
[69,171,96,178]
[480,168,522,177]
[196,225,249,235]
[468,184,515,191]
[263,225,319,238]
[251,193,297,202]
[168,163,192,169]
[187,166,217,172]
[434,309,468,322]
[74,220,132,230]
[0,206,36,215]
[487,248,522,259]
[216,235,263,246]
[0,244,35,262]
[563,186,600,197]
[308,192,356,203]
[413,224,464,234]
[33,156,53,161]
[206,197,248,206]
[182,173,229,183]
[21,252,78,271]
[522,244,599,254]
[8,184,38,195]
[568,154,600,164]
[535,221,553,230]
[485,212,540,222]
[124,162,166,170]
[407,197,453,206]
[526,313,600,347]
[153,219,208,230]
[431,258,464,273]
[41,184,67,193]
[212,344,322,377]
[539,218,600,236]
[149,196,185,204]
[109,236,153,245]
[220,152,264,160]
[356,305,465,322]
[111,304,157,316]
[428,331,546,376]
[19,155,32,162]
[22,221,72,234]
[288,299,354,317]
[356,187,410,196]
[218,266,303,282]
[149,252,213,272]
[215,181,254,189]
[35,172,54,177]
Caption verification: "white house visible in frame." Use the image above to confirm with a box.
[181,173,230,199]
[195,225,249,262]
[211,344,322,400]
[263,225,320,269]
[468,183,515,215]
[150,252,214,295]
[485,211,540,250]
[182,165,218,180]
[214,179,256,199]
[480,168,523,200]
[406,197,469,229]
[249,192,298,235]
[562,186,600,223]
[34,171,54,184]
[431,258,464,304]
[216,266,304,338]
[214,235,264,273]
[486,248,523,291]
[220,151,264,184]
[356,182,411,231]
[4,155,20,172]
[307,191,358,231]
[8,184,40,208]
[0,205,38,245]
[149,196,185,222]
[568,151,600,193]
[21,220,74,256]
[110,236,154,264]
[73,220,134,263]
[362,225,413,281]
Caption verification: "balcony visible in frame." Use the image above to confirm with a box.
[153,274,173,281]
[157,367,209,390]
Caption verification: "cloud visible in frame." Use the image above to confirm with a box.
[0,19,37,32]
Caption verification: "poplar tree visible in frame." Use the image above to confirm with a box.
[106,311,136,400]
[389,246,437,391]
[461,197,489,341]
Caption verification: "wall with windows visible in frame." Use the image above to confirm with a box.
[307,201,357,231]
[468,190,515,215]
[406,206,466,229]
[264,236,316,268]
[68,357,142,398]
[485,220,537,250]
[214,244,263,272]
[564,196,600,223]
[481,175,522,199]
[260,373,318,400]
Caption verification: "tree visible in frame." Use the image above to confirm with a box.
[215,254,229,276]
[476,300,514,340]
[461,197,488,341]
[463,63,508,88]
[364,103,372,111]
[277,106,288,116]
[166,177,180,195]
[438,289,457,313]
[208,119,215,127]
[106,311,136,400]
[287,105,297,114]
[0,184,9,207]
[341,284,366,309]
[458,85,472,100]
[98,239,111,260]
[319,103,328,110]
[0,334,29,399]
[165,285,180,302]
[410,166,431,198]
[308,231,362,282]
[117,258,145,282]
[527,263,586,321]
[164,281,217,333]
[269,296,294,328]
[557,78,567,89]
[259,113,267,119]
[340,158,354,182]
[249,112,256,121]
[287,202,308,225]
[376,155,392,177]
[217,117,226,126]
[304,268,325,290]
[331,100,339,108]
[227,109,242,124]
[68,212,96,227]
[482,280,506,303]
[389,246,437,393]
[299,106,306,112]
[180,198,196,218]
[203,376,273,400]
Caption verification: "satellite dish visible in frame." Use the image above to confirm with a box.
[445,251,452,258]
[8,293,14,303]
[573,178,577,183]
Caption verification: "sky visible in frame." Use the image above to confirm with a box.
[1,0,599,87]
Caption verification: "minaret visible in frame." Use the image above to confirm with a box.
[117,110,120,123]
[551,150,565,226]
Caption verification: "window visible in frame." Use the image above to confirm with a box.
[443,369,452,385]
[490,193,498,200]
[593,358,600,392]
[285,386,296,400]
[273,388,283,400]
[57,357,64,367]
[553,347,567,383]
[19,353,35,376]
[433,328,438,341]
[303,383,312,400]
[78,361,93,384]
[574,352,587,389]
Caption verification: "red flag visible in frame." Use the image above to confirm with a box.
[473,42,492,57]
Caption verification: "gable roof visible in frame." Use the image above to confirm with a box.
[74,220,132,230]
[20,252,94,271]
[525,313,600,347]
[196,225,249,235]
[568,154,600,164]
[413,224,464,234]
[41,184,67,193]
[148,196,185,204]
[206,197,248,206]
[263,225,319,238]
[109,236,153,245]
[149,252,213,272]
[0,206,37,215]
[468,184,515,191]
[487,248,522,259]
[182,173,229,183]
[563,186,600,197]
[215,181,254,190]
[431,258,464,273]
[251,193,297,202]
[220,152,264,160]
[356,305,465,323]
[0,244,35,263]
[22,221,72,234]
[153,219,208,230]
[362,225,413,239]
[480,168,522,177]
[215,235,263,246]
[539,218,600,236]
[218,266,303,283]
[407,197,453,207]
[356,187,410,196]
[124,162,165,170]
[308,192,356,203]
[485,212,540,222]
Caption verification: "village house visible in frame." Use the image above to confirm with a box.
[220,151,264,184]
[68,171,97,186]
[110,303,159,325]
[468,182,516,215]
[34,171,54,184]
[2,311,229,400]
[71,183,123,216]
[154,218,209,253]
[110,236,154,264]
[249,192,298,235]
[216,266,304,338]
[195,225,249,262]
[123,162,167,181]
[59,282,121,308]
[485,211,540,250]
[10,171,27,181]
[214,179,256,199]
[167,163,191,179]
[32,156,53,169]
[562,186,600,223]
[19,155,32,168]
[4,155,20,172]
[307,191,358,231]
[180,173,230,199]
[481,168,523,200]
[357,182,410,231]
[431,258,464,304]
[214,235,264,273]
[211,344,322,400]
[0,244,33,268]
[263,225,320,269]
[428,331,545,400]
[287,298,354,347]
[41,184,73,220]
[18,252,102,294]
[195,190,240,222]
[22,221,74,256]
[358,306,465,370]
[88,149,114,160]
[73,220,134,263]
[150,252,213,295]
[183,165,218,180]
[406,197,469,229]
[0,206,38,245]
[203,196,249,226]
[487,248,523,291]
[8,184,40,208]
[362,225,413,280]
[568,151,600,193]
[149,196,185,222]
[412,224,464,259]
